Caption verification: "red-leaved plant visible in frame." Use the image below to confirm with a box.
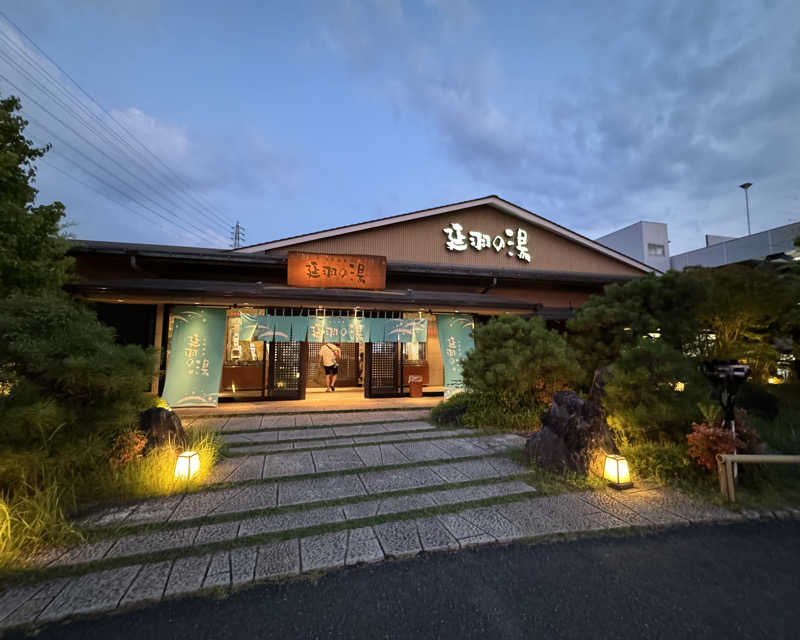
[686,423,745,470]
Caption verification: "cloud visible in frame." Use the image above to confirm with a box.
[314,0,800,253]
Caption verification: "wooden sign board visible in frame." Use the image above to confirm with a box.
[287,252,387,290]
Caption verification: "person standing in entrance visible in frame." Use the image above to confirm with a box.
[319,342,341,391]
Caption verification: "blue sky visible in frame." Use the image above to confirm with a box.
[2,0,798,254]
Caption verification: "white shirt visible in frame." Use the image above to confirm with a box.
[320,343,340,367]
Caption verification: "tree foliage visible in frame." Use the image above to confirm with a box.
[602,338,711,443]
[567,271,705,375]
[462,315,582,408]
[0,96,72,298]
[0,94,154,495]
[568,263,799,384]
[687,264,793,364]
[0,295,154,452]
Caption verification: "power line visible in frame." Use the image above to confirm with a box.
[39,154,223,247]
[1,72,222,244]
[0,34,232,235]
[0,9,235,231]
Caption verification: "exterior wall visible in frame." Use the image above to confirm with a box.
[705,234,734,247]
[596,221,670,272]
[264,206,644,277]
[596,222,645,262]
[487,286,594,308]
[671,221,800,270]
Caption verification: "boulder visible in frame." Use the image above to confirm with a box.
[525,372,618,476]
[139,407,186,449]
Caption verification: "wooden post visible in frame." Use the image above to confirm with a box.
[150,303,164,395]
[717,455,728,498]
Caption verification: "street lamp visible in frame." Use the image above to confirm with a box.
[739,182,752,235]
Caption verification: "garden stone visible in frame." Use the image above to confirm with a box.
[230,547,258,585]
[120,561,172,605]
[139,407,186,449]
[202,551,231,588]
[345,527,384,565]
[1,579,71,627]
[373,520,422,557]
[300,531,348,571]
[525,383,618,476]
[417,517,460,551]
[254,540,300,579]
[164,555,212,596]
[40,565,140,621]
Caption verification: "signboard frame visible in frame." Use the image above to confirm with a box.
[287,251,387,290]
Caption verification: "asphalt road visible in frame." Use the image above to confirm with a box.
[8,519,800,640]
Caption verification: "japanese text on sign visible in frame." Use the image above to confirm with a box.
[184,332,210,376]
[442,222,531,262]
[288,252,387,290]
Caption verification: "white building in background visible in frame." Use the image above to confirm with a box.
[669,221,800,270]
[597,219,800,272]
[595,221,670,272]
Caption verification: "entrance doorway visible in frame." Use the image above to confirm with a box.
[306,342,360,389]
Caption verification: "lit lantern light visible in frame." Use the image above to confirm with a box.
[175,450,200,480]
[767,376,784,385]
[603,454,633,490]
[673,381,686,392]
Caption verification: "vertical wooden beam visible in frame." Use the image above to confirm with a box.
[151,303,164,395]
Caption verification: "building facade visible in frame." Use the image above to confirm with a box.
[595,221,670,272]
[69,196,654,407]
[670,220,800,270]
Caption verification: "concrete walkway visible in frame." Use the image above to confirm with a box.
[0,408,746,632]
[176,393,439,417]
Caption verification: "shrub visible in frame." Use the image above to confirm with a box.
[747,385,800,454]
[98,428,223,500]
[462,315,582,410]
[430,392,471,427]
[567,271,705,375]
[619,440,696,486]
[737,382,779,419]
[0,295,155,452]
[603,338,711,443]
[686,423,744,470]
[431,392,542,431]
[109,431,148,467]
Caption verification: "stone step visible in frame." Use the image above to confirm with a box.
[209,434,526,484]
[1,488,741,630]
[221,420,438,446]
[79,456,528,530]
[188,409,431,432]
[42,481,538,569]
[224,428,471,455]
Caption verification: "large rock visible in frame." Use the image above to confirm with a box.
[139,407,186,449]
[525,371,618,476]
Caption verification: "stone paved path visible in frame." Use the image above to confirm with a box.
[0,409,744,632]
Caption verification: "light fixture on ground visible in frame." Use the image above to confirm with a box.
[603,454,633,490]
[739,182,753,235]
[175,450,200,480]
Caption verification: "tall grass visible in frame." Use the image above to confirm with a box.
[0,428,223,569]
[99,428,223,500]
[0,484,83,570]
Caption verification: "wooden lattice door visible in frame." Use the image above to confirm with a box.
[266,341,307,400]
[364,342,402,398]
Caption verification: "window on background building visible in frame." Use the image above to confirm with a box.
[648,243,666,256]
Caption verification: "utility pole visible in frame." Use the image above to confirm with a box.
[739,183,752,235]
[230,221,246,249]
